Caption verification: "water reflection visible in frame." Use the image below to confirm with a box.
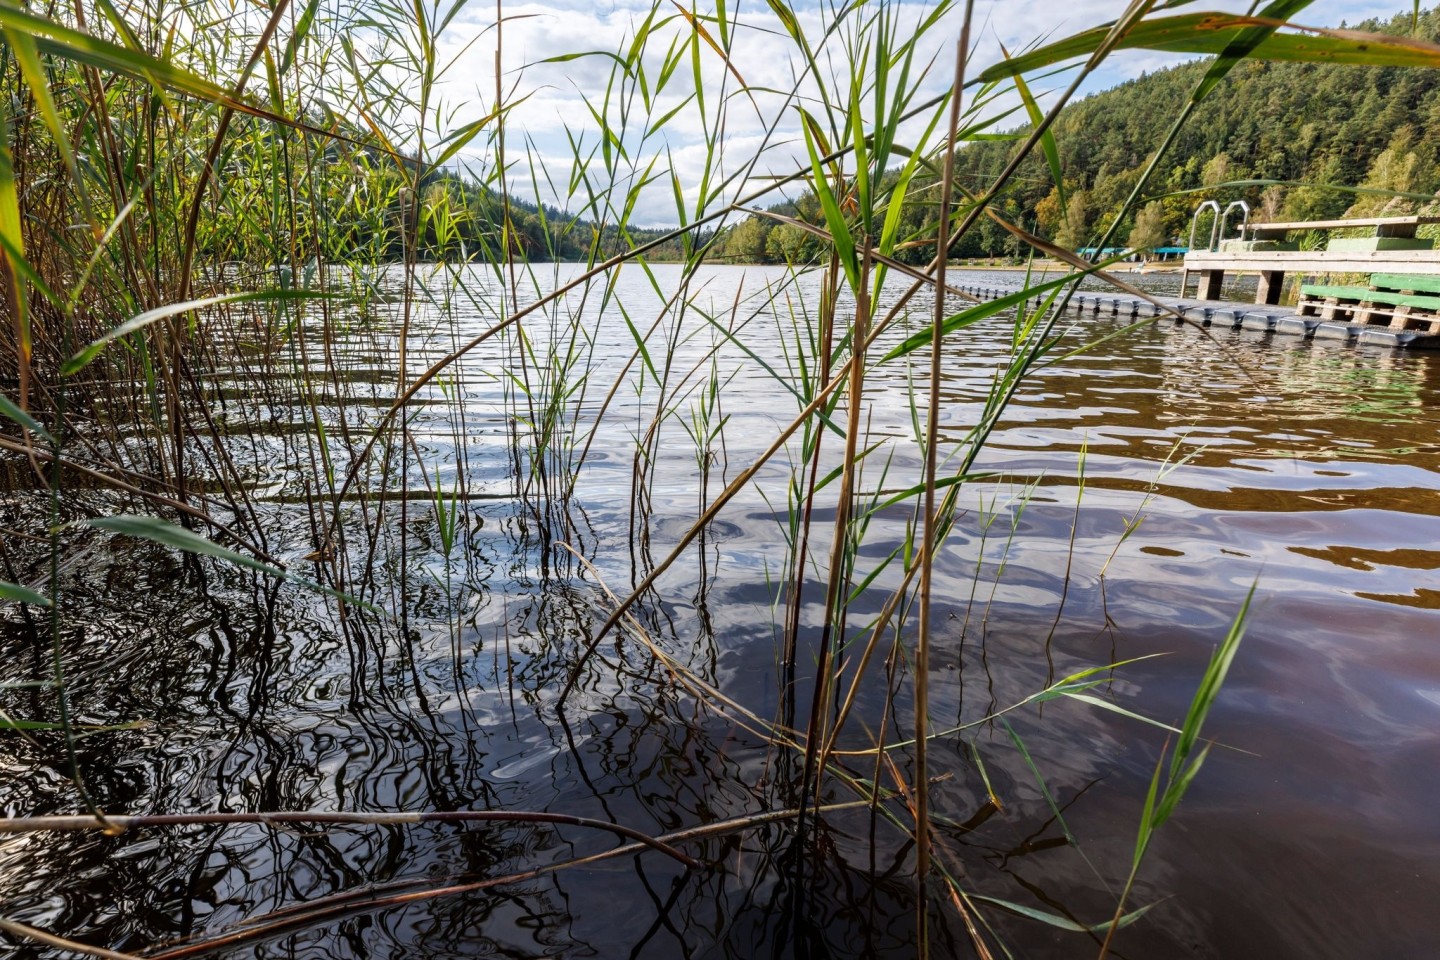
[3,266,1440,958]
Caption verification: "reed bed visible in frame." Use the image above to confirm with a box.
[2,0,1437,955]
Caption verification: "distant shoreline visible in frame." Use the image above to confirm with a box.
[946,260,1184,274]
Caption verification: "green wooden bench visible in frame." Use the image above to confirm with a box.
[1297,274,1440,333]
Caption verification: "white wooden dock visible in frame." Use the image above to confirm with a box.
[953,282,1440,351]
[1179,215,1440,304]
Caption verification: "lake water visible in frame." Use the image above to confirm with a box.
[2,263,1438,958]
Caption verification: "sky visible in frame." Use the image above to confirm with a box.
[402,0,1413,225]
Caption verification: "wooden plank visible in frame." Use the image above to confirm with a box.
[1299,284,1375,300]
[1298,283,1440,313]
[1374,291,1440,309]
[1326,236,1433,251]
[1242,215,1440,232]
[1356,302,1385,327]
[1371,273,1440,294]
[1183,250,1440,276]
[1294,299,1440,332]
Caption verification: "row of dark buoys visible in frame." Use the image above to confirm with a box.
[956,283,1438,350]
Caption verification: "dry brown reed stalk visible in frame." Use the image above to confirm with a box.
[0,810,701,867]
[558,541,807,750]
[799,245,872,817]
[0,917,144,960]
[135,801,871,960]
[780,250,841,714]
[0,435,278,563]
[880,751,995,960]
[916,11,976,946]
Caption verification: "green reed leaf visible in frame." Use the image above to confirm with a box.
[62,290,341,376]
[1156,741,1213,829]
[0,395,51,444]
[979,12,1440,84]
[1008,49,1067,219]
[88,516,381,614]
[0,581,51,608]
[0,717,64,731]
[3,25,91,230]
[883,278,1059,361]
[1170,582,1252,785]
[90,0,143,50]
[1002,718,1080,848]
[798,109,859,290]
[1061,692,1184,736]
[430,104,506,171]
[0,95,28,389]
[91,515,289,577]
[0,715,145,733]
[0,5,230,102]
[968,894,1158,934]
[279,0,323,75]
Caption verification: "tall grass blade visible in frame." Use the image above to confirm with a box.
[0,396,50,443]
[87,517,380,613]
[0,582,51,608]
[979,12,1440,83]
[969,895,1158,934]
[62,291,340,376]
[0,99,27,410]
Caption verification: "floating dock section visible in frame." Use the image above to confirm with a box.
[954,283,1440,351]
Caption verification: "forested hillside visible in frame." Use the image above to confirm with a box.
[717,4,1440,263]
[405,176,701,263]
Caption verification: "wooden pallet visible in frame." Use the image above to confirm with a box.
[1298,276,1440,334]
[1379,305,1440,334]
[1297,295,1440,333]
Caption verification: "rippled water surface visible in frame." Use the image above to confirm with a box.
[3,264,1439,959]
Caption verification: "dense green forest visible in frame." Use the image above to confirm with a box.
[254,167,701,264]
[715,4,1440,264]
[410,176,705,262]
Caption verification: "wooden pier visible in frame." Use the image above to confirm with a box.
[1179,215,1440,305]
[952,282,1440,351]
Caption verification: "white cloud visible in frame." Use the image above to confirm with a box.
[360,0,1416,226]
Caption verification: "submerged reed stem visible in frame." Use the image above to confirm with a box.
[917,8,975,945]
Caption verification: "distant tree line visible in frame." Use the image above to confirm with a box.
[226,4,1439,268]
[711,4,1440,264]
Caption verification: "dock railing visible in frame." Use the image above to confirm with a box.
[1188,200,1222,253]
